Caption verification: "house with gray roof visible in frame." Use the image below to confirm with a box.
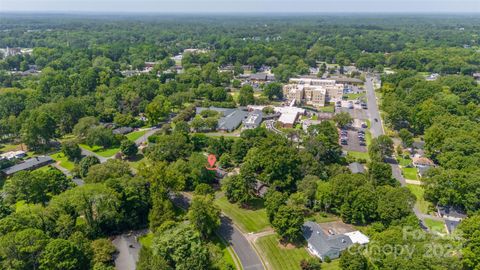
[2,156,54,176]
[302,221,369,261]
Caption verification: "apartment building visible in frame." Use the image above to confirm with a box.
[283,78,344,108]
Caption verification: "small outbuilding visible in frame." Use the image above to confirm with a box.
[348,162,365,174]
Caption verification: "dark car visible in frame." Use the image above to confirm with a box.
[341,140,348,145]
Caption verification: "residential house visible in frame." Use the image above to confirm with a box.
[302,221,369,261]
[0,151,26,160]
[437,205,467,234]
[2,156,54,176]
[254,180,269,198]
[113,127,134,135]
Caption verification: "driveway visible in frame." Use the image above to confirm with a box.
[134,127,159,146]
[80,147,108,163]
[112,230,148,270]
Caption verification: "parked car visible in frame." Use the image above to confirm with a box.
[341,140,348,145]
[361,123,368,128]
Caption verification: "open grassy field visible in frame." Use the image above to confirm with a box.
[406,184,432,214]
[215,195,270,233]
[256,234,311,270]
[403,167,418,180]
[50,152,76,171]
[424,218,446,234]
[79,144,120,158]
[347,151,370,162]
[126,130,147,141]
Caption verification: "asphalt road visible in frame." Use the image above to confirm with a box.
[365,75,428,231]
[365,77,384,138]
[170,193,264,270]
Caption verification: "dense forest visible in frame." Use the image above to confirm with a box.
[0,14,479,270]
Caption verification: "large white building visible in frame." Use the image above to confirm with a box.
[283,78,344,108]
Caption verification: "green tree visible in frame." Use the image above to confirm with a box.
[120,139,138,158]
[85,126,117,148]
[73,116,99,138]
[339,244,368,270]
[21,110,57,149]
[333,112,353,128]
[300,257,322,270]
[263,82,283,100]
[85,159,132,183]
[145,95,171,125]
[368,162,396,186]
[152,223,211,270]
[187,195,221,239]
[40,239,87,270]
[399,128,414,148]
[368,135,394,162]
[62,140,82,161]
[272,205,304,243]
[238,85,254,106]
[91,239,116,267]
[0,228,50,270]
[77,156,100,178]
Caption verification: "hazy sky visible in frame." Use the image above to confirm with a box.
[1,0,479,13]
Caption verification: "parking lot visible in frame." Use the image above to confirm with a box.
[336,98,369,152]
[340,127,367,152]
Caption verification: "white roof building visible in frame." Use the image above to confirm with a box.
[344,231,370,245]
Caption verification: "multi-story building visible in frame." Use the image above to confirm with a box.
[283,78,345,108]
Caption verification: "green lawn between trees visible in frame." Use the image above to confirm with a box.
[215,195,270,233]
[402,167,418,180]
[49,152,76,171]
[406,184,432,214]
[255,234,340,270]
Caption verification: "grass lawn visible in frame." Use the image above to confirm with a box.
[212,234,237,269]
[311,212,340,224]
[322,260,341,270]
[215,195,270,233]
[50,152,76,171]
[403,167,418,180]
[398,156,412,167]
[79,144,120,158]
[139,232,154,248]
[0,143,21,153]
[406,184,432,214]
[365,131,372,146]
[424,218,446,234]
[256,234,311,270]
[126,130,147,141]
[347,151,370,162]
[317,105,335,113]
[344,93,365,100]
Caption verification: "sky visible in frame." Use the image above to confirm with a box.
[1,0,479,13]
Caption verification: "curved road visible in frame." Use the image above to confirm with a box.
[170,193,264,270]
